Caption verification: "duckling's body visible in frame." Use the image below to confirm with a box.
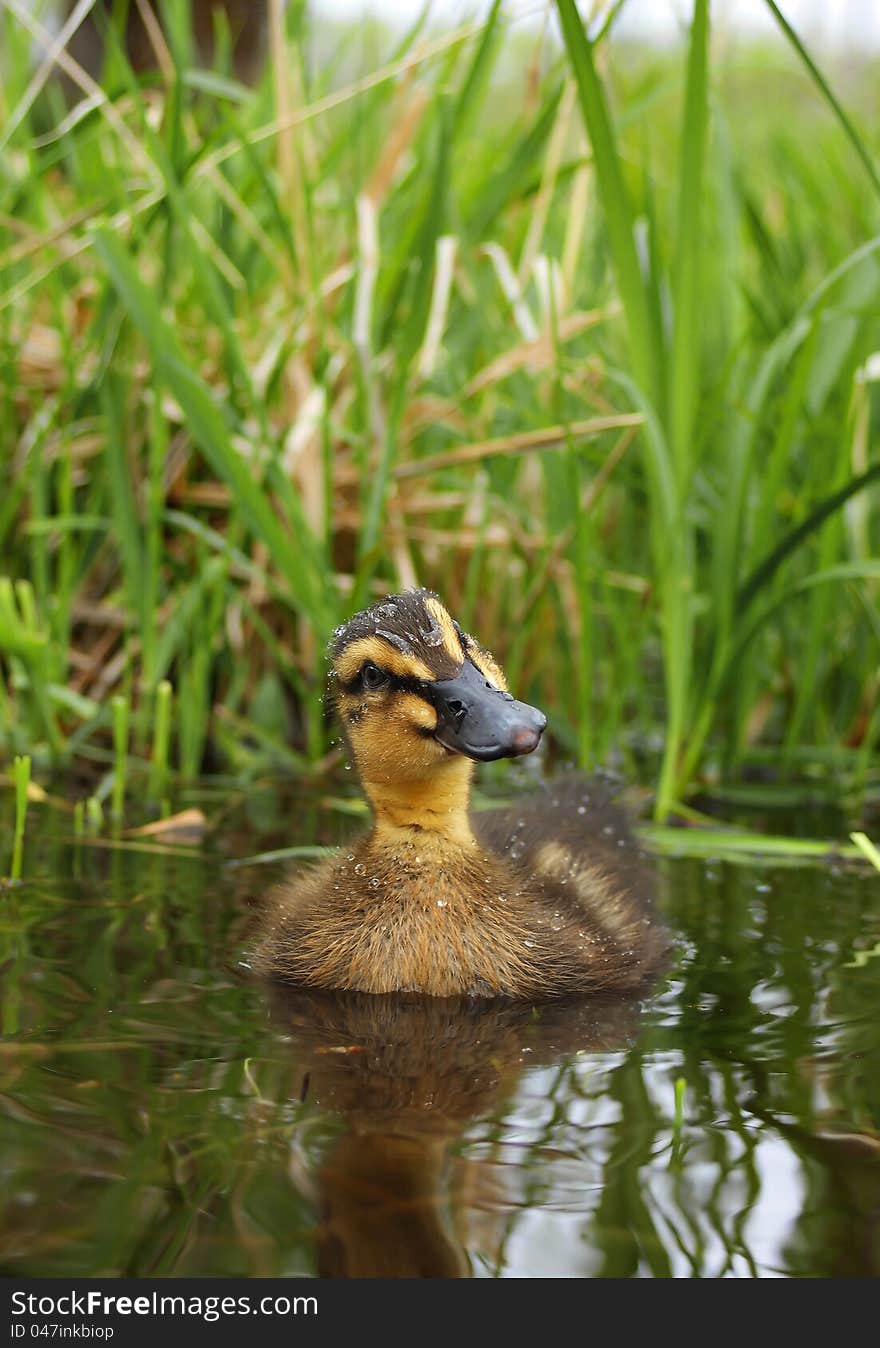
[251,591,668,999]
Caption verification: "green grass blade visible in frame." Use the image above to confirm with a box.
[737,462,880,613]
[668,0,709,492]
[554,0,663,406]
[452,0,503,142]
[850,832,880,874]
[641,823,861,865]
[92,227,335,634]
[763,0,880,202]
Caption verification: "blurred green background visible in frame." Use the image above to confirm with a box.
[1,0,879,823]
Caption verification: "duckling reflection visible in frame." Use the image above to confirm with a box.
[253,589,668,998]
[269,986,647,1278]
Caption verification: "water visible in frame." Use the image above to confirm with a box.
[2,787,879,1278]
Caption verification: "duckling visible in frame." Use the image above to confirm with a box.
[251,588,668,998]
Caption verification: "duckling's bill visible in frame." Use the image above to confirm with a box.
[423,656,547,762]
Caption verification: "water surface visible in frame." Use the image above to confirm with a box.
[1,787,878,1278]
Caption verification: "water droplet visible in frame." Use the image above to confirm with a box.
[369,877,381,888]
[375,627,411,653]
[523,939,536,949]
[354,862,365,875]
[346,854,355,862]
[550,914,563,931]
[577,804,586,815]
[436,898,448,908]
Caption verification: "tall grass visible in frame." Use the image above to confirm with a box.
[556,0,880,815]
[0,1,878,820]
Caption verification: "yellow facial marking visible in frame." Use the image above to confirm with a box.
[338,689,438,736]
[345,690,444,785]
[467,643,508,692]
[334,636,435,684]
[389,691,438,732]
[424,595,466,666]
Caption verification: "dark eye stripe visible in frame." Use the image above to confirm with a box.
[340,668,427,697]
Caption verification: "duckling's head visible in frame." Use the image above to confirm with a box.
[329,590,546,785]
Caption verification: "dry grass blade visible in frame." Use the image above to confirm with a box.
[392,414,643,480]
[463,307,615,398]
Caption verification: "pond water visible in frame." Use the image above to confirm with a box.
[1,784,879,1278]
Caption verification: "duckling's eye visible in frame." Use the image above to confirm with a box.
[360,661,389,691]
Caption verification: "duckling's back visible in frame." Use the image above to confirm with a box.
[471,773,668,995]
